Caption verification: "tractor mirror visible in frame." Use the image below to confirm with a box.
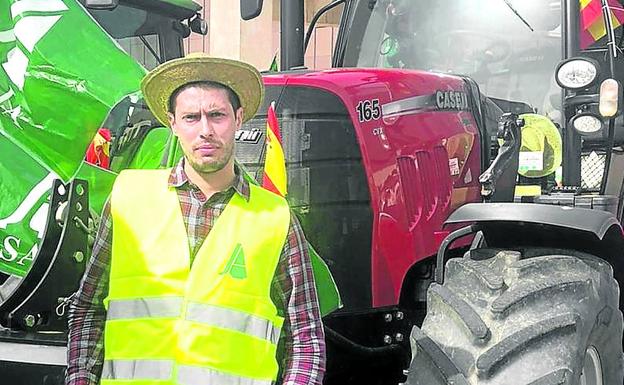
[241,0,263,20]
[84,0,118,10]
[189,14,208,35]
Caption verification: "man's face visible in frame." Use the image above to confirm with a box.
[168,86,243,174]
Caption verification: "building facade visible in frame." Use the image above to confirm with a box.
[184,0,342,71]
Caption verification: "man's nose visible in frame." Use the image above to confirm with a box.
[198,114,215,137]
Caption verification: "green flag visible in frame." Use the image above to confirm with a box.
[0,135,118,277]
[309,245,342,316]
[0,136,53,277]
[0,0,146,181]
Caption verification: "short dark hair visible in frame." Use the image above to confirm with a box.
[167,80,242,114]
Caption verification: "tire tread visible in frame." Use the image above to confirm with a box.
[475,313,579,374]
[429,284,490,341]
[491,277,590,315]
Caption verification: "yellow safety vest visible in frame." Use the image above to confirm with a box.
[102,169,290,385]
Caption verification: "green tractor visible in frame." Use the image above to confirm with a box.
[0,1,205,383]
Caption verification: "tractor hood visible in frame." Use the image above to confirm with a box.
[241,68,487,309]
[262,68,478,128]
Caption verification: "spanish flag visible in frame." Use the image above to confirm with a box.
[580,0,624,49]
[262,102,287,196]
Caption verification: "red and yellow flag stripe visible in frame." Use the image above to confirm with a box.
[262,102,287,197]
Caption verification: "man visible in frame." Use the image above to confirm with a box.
[66,53,325,385]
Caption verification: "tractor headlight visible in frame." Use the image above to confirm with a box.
[570,112,603,135]
[556,58,599,90]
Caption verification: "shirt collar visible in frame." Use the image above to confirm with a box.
[168,158,250,201]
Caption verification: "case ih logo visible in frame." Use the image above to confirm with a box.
[435,90,469,111]
[235,129,263,144]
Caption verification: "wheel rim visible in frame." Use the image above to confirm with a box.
[580,346,603,385]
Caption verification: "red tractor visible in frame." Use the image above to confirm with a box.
[236,0,624,384]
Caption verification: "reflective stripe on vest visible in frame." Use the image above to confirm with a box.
[107,297,184,320]
[185,302,281,344]
[101,359,173,380]
[106,298,281,344]
[177,365,272,385]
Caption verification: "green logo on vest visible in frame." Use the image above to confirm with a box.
[220,243,247,279]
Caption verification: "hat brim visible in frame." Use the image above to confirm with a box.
[141,56,264,127]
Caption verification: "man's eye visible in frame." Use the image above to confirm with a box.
[209,112,225,118]
[183,115,199,121]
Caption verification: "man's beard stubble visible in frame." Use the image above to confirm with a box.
[187,141,234,175]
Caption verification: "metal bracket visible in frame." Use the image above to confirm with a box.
[3,179,88,331]
[479,113,523,200]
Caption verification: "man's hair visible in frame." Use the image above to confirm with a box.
[168,80,242,114]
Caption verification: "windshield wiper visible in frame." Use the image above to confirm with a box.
[502,0,534,32]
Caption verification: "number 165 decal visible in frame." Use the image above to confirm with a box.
[356,99,381,122]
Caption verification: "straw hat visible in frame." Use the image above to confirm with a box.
[141,53,264,126]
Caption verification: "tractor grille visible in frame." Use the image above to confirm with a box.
[397,156,422,227]
[397,146,453,227]
[581,151,605,191]
[237,84,373,311]
[415,151,437,220]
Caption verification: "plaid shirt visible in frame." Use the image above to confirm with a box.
[66,160,325,385]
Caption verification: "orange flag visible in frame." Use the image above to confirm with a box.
[262,102,287,196]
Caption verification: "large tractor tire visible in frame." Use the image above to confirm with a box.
[406,249,624,385]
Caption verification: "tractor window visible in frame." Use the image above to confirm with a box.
[348,0,563,122]
[116,34,161,70]
[87,4,180,69]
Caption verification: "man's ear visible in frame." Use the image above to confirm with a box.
[235,107,244,128]
[167,112,177,135]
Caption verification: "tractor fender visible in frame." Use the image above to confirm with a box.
[445,202,620,240]
[442,203,623,267]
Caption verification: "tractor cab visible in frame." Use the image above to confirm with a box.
[340,0,624,212]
